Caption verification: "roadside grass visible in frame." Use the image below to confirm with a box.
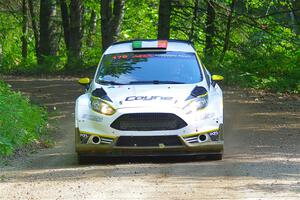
[0,80,50,159]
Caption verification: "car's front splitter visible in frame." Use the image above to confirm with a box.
[75,128,223,156]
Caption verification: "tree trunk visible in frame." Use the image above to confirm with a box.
[204,0,216,65]
[111,0,125,40]
[39,0,57,64]
[219,0,236,63]
[101,0,125,52]
[28,0,40,59]
[21,0,28,59]
[189,0,199,41]
[101,0,112,52]
[86,10,97,47]
[158,0,171,39]
[67,0,84,69]
[60,0,70,50]
[291,0,300,35]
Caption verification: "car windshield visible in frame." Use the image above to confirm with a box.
[96,51,203,85]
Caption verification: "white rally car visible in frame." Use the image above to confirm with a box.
[75,40,224,163]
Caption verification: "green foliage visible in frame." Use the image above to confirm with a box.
[216,4,300,93]
[121,0,158,40]
[81,1,102,68]
[219,44,300,93]
[0,81,48,156]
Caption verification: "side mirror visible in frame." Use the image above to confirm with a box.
[212,75,224,81]
[78,77,91,86]
[211,75,224,87]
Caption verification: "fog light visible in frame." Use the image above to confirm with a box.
[198,134,207,142]
[92,136,101,144]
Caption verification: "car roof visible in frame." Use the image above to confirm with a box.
[104,40,196,55]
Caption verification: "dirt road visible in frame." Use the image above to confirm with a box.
[0,77,299,199]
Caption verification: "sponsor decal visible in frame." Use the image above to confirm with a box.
[111,53,193,60]
[199,112,215,120]
[209,131,219,136]
[112,55,128,59]
[125,96,173,101]
[82,114,103,122]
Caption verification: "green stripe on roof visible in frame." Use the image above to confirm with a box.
[132,41,142,49]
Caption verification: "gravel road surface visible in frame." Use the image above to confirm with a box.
[0,78,299,199]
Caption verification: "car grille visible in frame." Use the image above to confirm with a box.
[110,113,187,131]
[115,136,183,147]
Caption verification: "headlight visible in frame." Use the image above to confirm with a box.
[91,97,116,115]
[183,95,208,114]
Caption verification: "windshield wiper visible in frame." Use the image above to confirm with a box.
[129,80,185,84]
[97,80,125,85]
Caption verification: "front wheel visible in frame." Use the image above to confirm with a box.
[207,153,223,161]
[77,154,96,165]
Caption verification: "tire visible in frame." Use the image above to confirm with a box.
[77,154,95,165]
[207,153,223,161]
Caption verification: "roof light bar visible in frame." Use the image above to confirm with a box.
[132,40,168,50]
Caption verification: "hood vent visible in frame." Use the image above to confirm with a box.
[186,86,208,100]
[191,86,207,97]
[92,88,112,102]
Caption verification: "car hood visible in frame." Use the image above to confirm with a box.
[93,83,206,109]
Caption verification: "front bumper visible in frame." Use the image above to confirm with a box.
[75,128,224,157]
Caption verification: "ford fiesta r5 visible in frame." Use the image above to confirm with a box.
[75,40,224,163]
